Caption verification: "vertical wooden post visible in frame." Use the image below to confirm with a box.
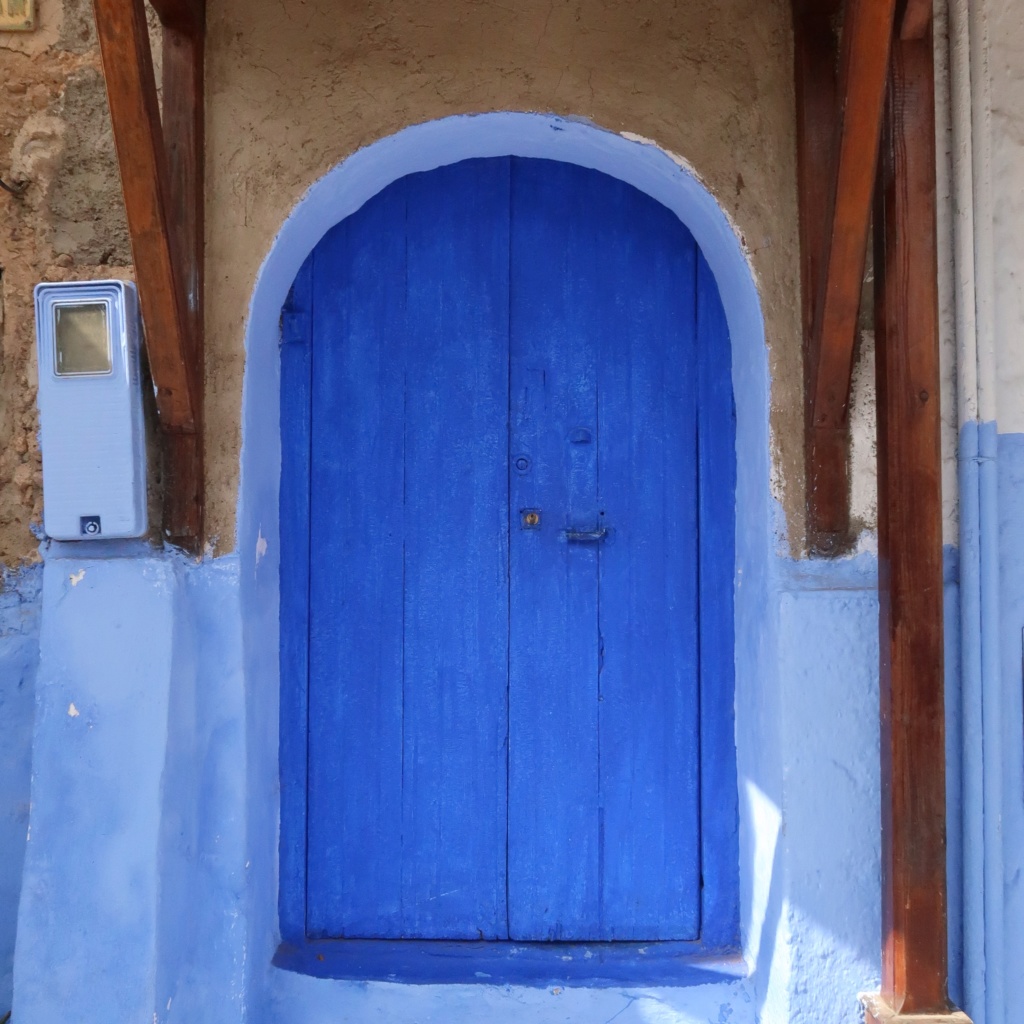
[865,18,968,1023]
[160,21,205,551]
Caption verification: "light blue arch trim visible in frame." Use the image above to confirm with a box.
[235,112,774,1009]
[239,115,769,554]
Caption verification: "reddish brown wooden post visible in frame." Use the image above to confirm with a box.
[158,13,205,552]
[864,15,970,1024]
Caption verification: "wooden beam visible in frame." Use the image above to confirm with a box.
[867,17,966,1021]
[159,19,205,551]
[800,0,898,553]
[792,0,849,552]
[149,0,203,36]
[897,0,932,41]
[94,0,206,552]
[809,0,897,435]
[793,0,841,350]
[93,0,197,433]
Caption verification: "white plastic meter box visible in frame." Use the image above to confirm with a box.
[34,280,147,540]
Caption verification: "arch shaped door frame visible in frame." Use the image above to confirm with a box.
[275,141,741,982]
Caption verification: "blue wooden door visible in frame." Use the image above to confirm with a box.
[507,160,700,941]
[295,157,705,943]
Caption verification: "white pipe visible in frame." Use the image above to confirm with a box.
[966,1,1005,1021]
[947,1,1004,1022]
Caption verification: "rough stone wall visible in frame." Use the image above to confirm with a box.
[0,0,135,564]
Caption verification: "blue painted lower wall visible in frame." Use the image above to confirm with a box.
[4,544,899,1024]
[9,554,247,1024]
[0,535,986,1024]
[8,457,1016,1024]
[950,423,1024,1024]
[775,583,881,1023]
[0,565,40,1019]
[156,557,248,1023]
[996,431,1024,1024]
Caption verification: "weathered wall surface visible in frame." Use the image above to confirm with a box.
[0,0,133,565]
[0,0,962,561]
[1,0,897,559]
[207,0,804,554]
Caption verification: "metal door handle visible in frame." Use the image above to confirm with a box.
[563,527,608,542]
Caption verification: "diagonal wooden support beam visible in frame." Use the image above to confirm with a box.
[149,0,203,36]
[93,0,206,552]
[793,0,847,552]
[866,16,970,1024]
[897,0,932,41]
[799,0,898,553]
[810,0,898,432]
[793,0,841,348]
[93,0,197,433]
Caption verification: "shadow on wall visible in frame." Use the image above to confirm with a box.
[0,565,41,1018]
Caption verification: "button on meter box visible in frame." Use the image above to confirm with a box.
[34,281,147,540]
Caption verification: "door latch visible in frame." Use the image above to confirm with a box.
[563,527,608,542]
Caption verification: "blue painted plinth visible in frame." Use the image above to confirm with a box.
[13,556,179,1024]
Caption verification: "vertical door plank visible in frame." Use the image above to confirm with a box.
[279,256,314,945]
[596,188,702,941]
[399,159,511,939]
[306,189,408,937]
[509,159,602,939]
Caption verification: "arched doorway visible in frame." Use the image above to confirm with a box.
[277,153,738,974]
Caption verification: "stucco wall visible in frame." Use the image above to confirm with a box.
[0,0,963,560]
[205,0,804,554]
[0,0,909,560]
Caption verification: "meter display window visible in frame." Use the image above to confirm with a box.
[54,303,112,376]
